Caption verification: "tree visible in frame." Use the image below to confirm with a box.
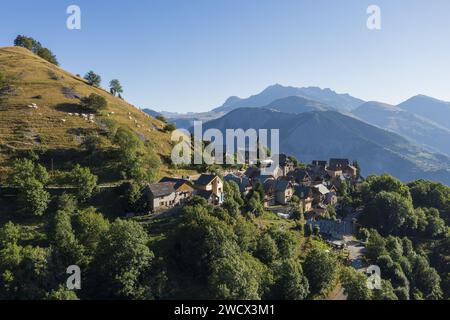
[341,267,372,300]
[109,79,123,96]
[14,35,41,52]
[10,158,49,187]
[89,219,154,299]
[48,194,86,272]
[423,208,446,238]
[0,244,51,299]
[411,255,443,300]
[225,181,244,206]
[254,182,265,204]
[73,207,110,254]
[122,181,147,213]
[385,236,404,262]
[246,191,264,216]
[288,155,304,168]
[9,159,50,216]
[270,259,309,300]
[364,174,412,202]
[80,93,107,113]
[371,279,398,300]
[17,178,50,216]
[357,227,371,243]
[324,204,337,220]
[222,181,243,218]
[113,127,160,182]
[36,47,59,65]
[0,222,21,247]
[361,191,416,236]
[303,248,337,296]
[83,71,102,87]
[14,35,58,65]
[408,180,449,212]
[365,229,387,263]
[68,165,98,202]
[234,216,259,253]
[255,233,279,264]
[268,226,297,260]
[47,285,78,300]
[209,253,265,300]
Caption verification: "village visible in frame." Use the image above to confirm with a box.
[147,156,362,242]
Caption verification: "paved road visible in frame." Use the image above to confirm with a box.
[343,236,366,270]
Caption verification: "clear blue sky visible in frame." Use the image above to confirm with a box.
[1,0,450,112]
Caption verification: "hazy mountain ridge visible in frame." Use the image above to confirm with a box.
[156,84,364,129]
[261,96,334,114]
[213,84,365,113]
[353,101,450,156]
[202,107,450,185]
[398,95,450,130]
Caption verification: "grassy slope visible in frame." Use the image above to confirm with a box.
[0,46,191,182]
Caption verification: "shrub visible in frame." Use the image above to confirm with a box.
[155,115,167,123]
[80,94,107,113]
[164,123,176,132]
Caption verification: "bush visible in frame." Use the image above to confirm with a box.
[155,115,167,123]
[80,94,107,113]
[164,123,176,132]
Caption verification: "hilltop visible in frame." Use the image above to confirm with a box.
[398,95,450,130]
[0,46,179,182]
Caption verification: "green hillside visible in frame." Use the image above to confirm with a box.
[0,46,185,183]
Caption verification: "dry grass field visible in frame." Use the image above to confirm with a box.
[0,46,192,182]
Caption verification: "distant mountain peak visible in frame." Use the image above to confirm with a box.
[203,106,450,185]
[357,101,399,111]
[398,95,450,130]
[213,84,365,113]
[222,95,241,105]
[406,94,450,104]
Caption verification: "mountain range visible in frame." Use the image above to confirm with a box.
[1,44,449,185]
[202,108,450,184]
[145,84,364,129]
[143,84,450,185]
[398,95,450,130]
[353,100,450,156]
[213,84,364,113]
